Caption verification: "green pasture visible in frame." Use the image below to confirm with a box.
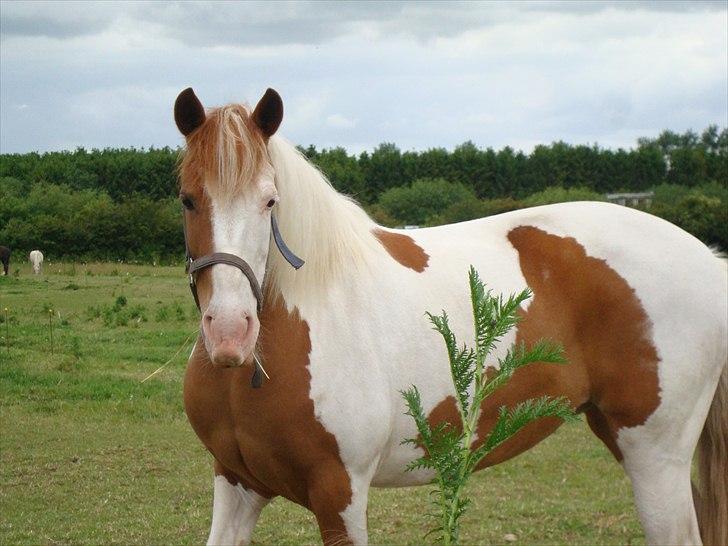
[0,263,643,545]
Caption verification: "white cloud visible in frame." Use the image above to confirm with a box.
[326,114,357,129]
[282,92,332,134]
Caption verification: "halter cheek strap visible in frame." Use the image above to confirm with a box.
[271,215,304,270]
[184,213,304,388]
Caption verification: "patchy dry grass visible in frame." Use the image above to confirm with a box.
[0,264,643,545]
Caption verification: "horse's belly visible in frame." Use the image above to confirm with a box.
[370,363,579,488]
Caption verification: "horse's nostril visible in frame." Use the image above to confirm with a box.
[240,314,251,336]
[203,313,213,330]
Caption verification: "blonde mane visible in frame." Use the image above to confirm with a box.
[265,136,381,305]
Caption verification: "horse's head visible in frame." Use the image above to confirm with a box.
[175,88,283,368]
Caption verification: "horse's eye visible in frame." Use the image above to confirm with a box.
[266,199,276,208]
[181,196,194,210]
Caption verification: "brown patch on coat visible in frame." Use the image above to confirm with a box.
[424,226,660,464]
[184,298,354,544]
[509,226,661,429]
[426,365,571,469]
[179,188,214,311]
[373,228,429,272]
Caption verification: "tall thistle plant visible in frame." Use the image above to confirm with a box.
[402,266,576,545]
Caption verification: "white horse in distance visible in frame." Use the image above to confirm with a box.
[29,250,44,275]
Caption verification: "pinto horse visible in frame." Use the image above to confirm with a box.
[174,88,727,546]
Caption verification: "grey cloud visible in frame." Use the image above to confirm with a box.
[526,0,727,14]
[133,1,505,47]
[0,1,124,39]
[3,1,723,47]
[1,14,106,39]
[0,1,421,44]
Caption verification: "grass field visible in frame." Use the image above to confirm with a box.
[0,262,644,545]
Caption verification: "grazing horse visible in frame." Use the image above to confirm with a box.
[175,88,727,546]
[29,250,43,275]
[0,246,9,276]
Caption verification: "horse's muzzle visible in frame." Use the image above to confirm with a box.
[202,310,258,368]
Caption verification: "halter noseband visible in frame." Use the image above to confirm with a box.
[184,213,304,387]
[187,250,266,311]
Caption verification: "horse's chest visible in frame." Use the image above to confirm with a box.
[183,359,248,464]
[183,334,358,506]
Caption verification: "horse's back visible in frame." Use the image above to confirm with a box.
[415,200,725,318]
[498,201,726,335]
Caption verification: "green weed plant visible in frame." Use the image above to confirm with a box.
[402,267,576,545]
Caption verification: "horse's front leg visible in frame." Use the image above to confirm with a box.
[308,464,371,546]
[207,461,271,546]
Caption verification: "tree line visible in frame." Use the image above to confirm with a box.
[0,126,726,263]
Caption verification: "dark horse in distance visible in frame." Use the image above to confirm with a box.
[0,246,10,276]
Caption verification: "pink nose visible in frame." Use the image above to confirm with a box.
[202,310,255,367]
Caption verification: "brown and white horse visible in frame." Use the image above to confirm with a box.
[174,88,727,546]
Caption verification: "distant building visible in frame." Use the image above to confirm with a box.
[606,192,654,208]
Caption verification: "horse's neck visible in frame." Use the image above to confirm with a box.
[266,137,382,309]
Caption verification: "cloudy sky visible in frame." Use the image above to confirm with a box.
[1,1,726,155]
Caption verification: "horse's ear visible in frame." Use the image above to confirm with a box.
[252,88,283,139]
[174,88,206,137]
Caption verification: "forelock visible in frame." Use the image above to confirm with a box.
[178,104,268,198]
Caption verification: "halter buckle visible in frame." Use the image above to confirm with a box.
[187,257,194,285]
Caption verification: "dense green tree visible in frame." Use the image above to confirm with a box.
[430,199,491,226]
[312,147,366,199]
[0,147,179,200]
[360,143,404,202]
[451,142,495,198]
[0,181,183,262]
[494,146,527,198]
[378,178,476,226]
[523,186,605,207]
[651,193,727,249]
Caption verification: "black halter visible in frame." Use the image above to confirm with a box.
[183,213,304,387]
